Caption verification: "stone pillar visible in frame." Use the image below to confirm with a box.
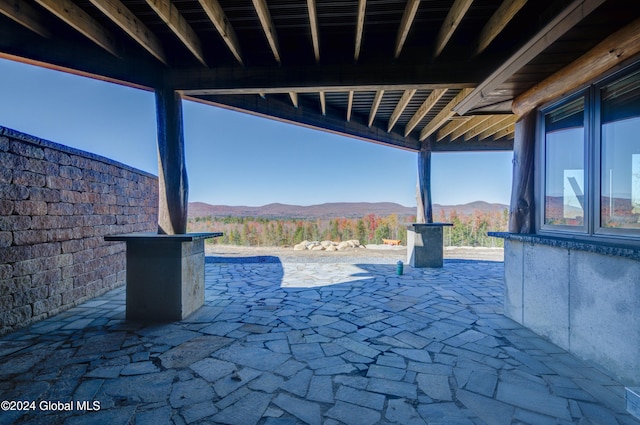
[509,111,536,234]
[156,88,189,235]
[417,145,433,224]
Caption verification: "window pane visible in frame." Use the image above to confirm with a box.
[544,97,585,226]
[601,69,640,229]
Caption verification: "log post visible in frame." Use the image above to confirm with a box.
[156,88,189,235]
[417,145,433,224]
[508,111,536,233]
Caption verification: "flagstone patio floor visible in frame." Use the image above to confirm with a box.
[0,255,638,425]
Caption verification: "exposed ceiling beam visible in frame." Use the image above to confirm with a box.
[436,116,472,141]
[168,62,480,94]
[347,90,354,122]
[307,0,320,62]
[88,0,167,64]
[478,115,516,139]
[191,93,420,151]
[475,0,527,56]
[354,0,366,61]
[388,89,416,132]
[288,92,298,108]
[419,88,474,141]
[449,115,491,140]
[513,17,640,116]
[464,114,513,140]
[319,91,326,115]
[433,0,473,58]
[145,0,206,66]
[404,88,447,136]
[394,0,420,59]
[0,0,51,38]
[33,0,119,56]
[198,0,243,64]
[368,89,384,127]
[454,0,606,115]
[492,123,515,140]
[252,0,281,63]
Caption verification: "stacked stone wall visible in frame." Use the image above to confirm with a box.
[0,127,158,334]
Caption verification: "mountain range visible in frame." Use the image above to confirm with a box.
[188,201,508,219]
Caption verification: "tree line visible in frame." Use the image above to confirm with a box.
[188,209,508,248]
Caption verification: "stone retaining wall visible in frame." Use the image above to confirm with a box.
[0,126,158,335]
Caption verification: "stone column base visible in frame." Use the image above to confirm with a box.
[406,223,452,268]
[105,232,221,321]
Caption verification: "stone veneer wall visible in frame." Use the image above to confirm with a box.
[0,126,158,335]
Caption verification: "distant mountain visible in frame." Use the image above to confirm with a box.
[188,201,508,219]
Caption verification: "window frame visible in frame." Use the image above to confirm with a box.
[536,60,640,244]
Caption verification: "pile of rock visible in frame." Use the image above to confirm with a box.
[293,240,364,251]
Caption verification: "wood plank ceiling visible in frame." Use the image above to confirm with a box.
[0,0,634,152]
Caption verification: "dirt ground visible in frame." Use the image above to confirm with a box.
[205,244,504,262]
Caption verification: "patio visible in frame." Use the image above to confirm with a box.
[0,255,637,425]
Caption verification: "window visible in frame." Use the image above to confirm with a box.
[540,64,640,241]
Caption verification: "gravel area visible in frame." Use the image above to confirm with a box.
[205,244,503,263]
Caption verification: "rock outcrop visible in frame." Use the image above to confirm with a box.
[293,240,364,251]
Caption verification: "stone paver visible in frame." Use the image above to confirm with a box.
[0,256,638,424]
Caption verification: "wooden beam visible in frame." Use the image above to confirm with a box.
[478,115,516,139]
[0,0,51,38]
[319,91,326,115]
[475,0,527,56]
[368,89,384,127]
[455,0,606,115]
[252,0,281,63]
[388,89,416,132]
[465,114,513,140]
[307,0,320,62]
[419,88,473,141]
[433,0,473,58]
[89,0,167,64]
[404,88,447,136]
[513,17,640,116]
[289,92,298,108]
[436,116,471,141]
[354,0,366,61]
[33,0,119,56]
[493,123,515,140]
[347,90,354,122]
[449,115,491,140]
[166,61,481,94]
[145,0,206,66]
[394,0,420,59]
[198,0,243,64]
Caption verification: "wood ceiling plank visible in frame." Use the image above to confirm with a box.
[145,0,206,65]
[449,115,491,140]
[394,0,420,59]
[198,0,243,64]
[354,0,366,61]
[0,0,51,38]
[404,88,447,136]
[419,88,473,141]
[252,0,281,63]
[436,116,471,141]
[433,0,473,58]
[89,0,167,64]
[34,0,118,56]
[388,89,416,132]
[475,0,527,56]
[368,89,384,127]
[455,0,607,115]
[307,0,320,62]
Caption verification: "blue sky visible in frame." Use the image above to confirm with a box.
[0,58,512,207]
